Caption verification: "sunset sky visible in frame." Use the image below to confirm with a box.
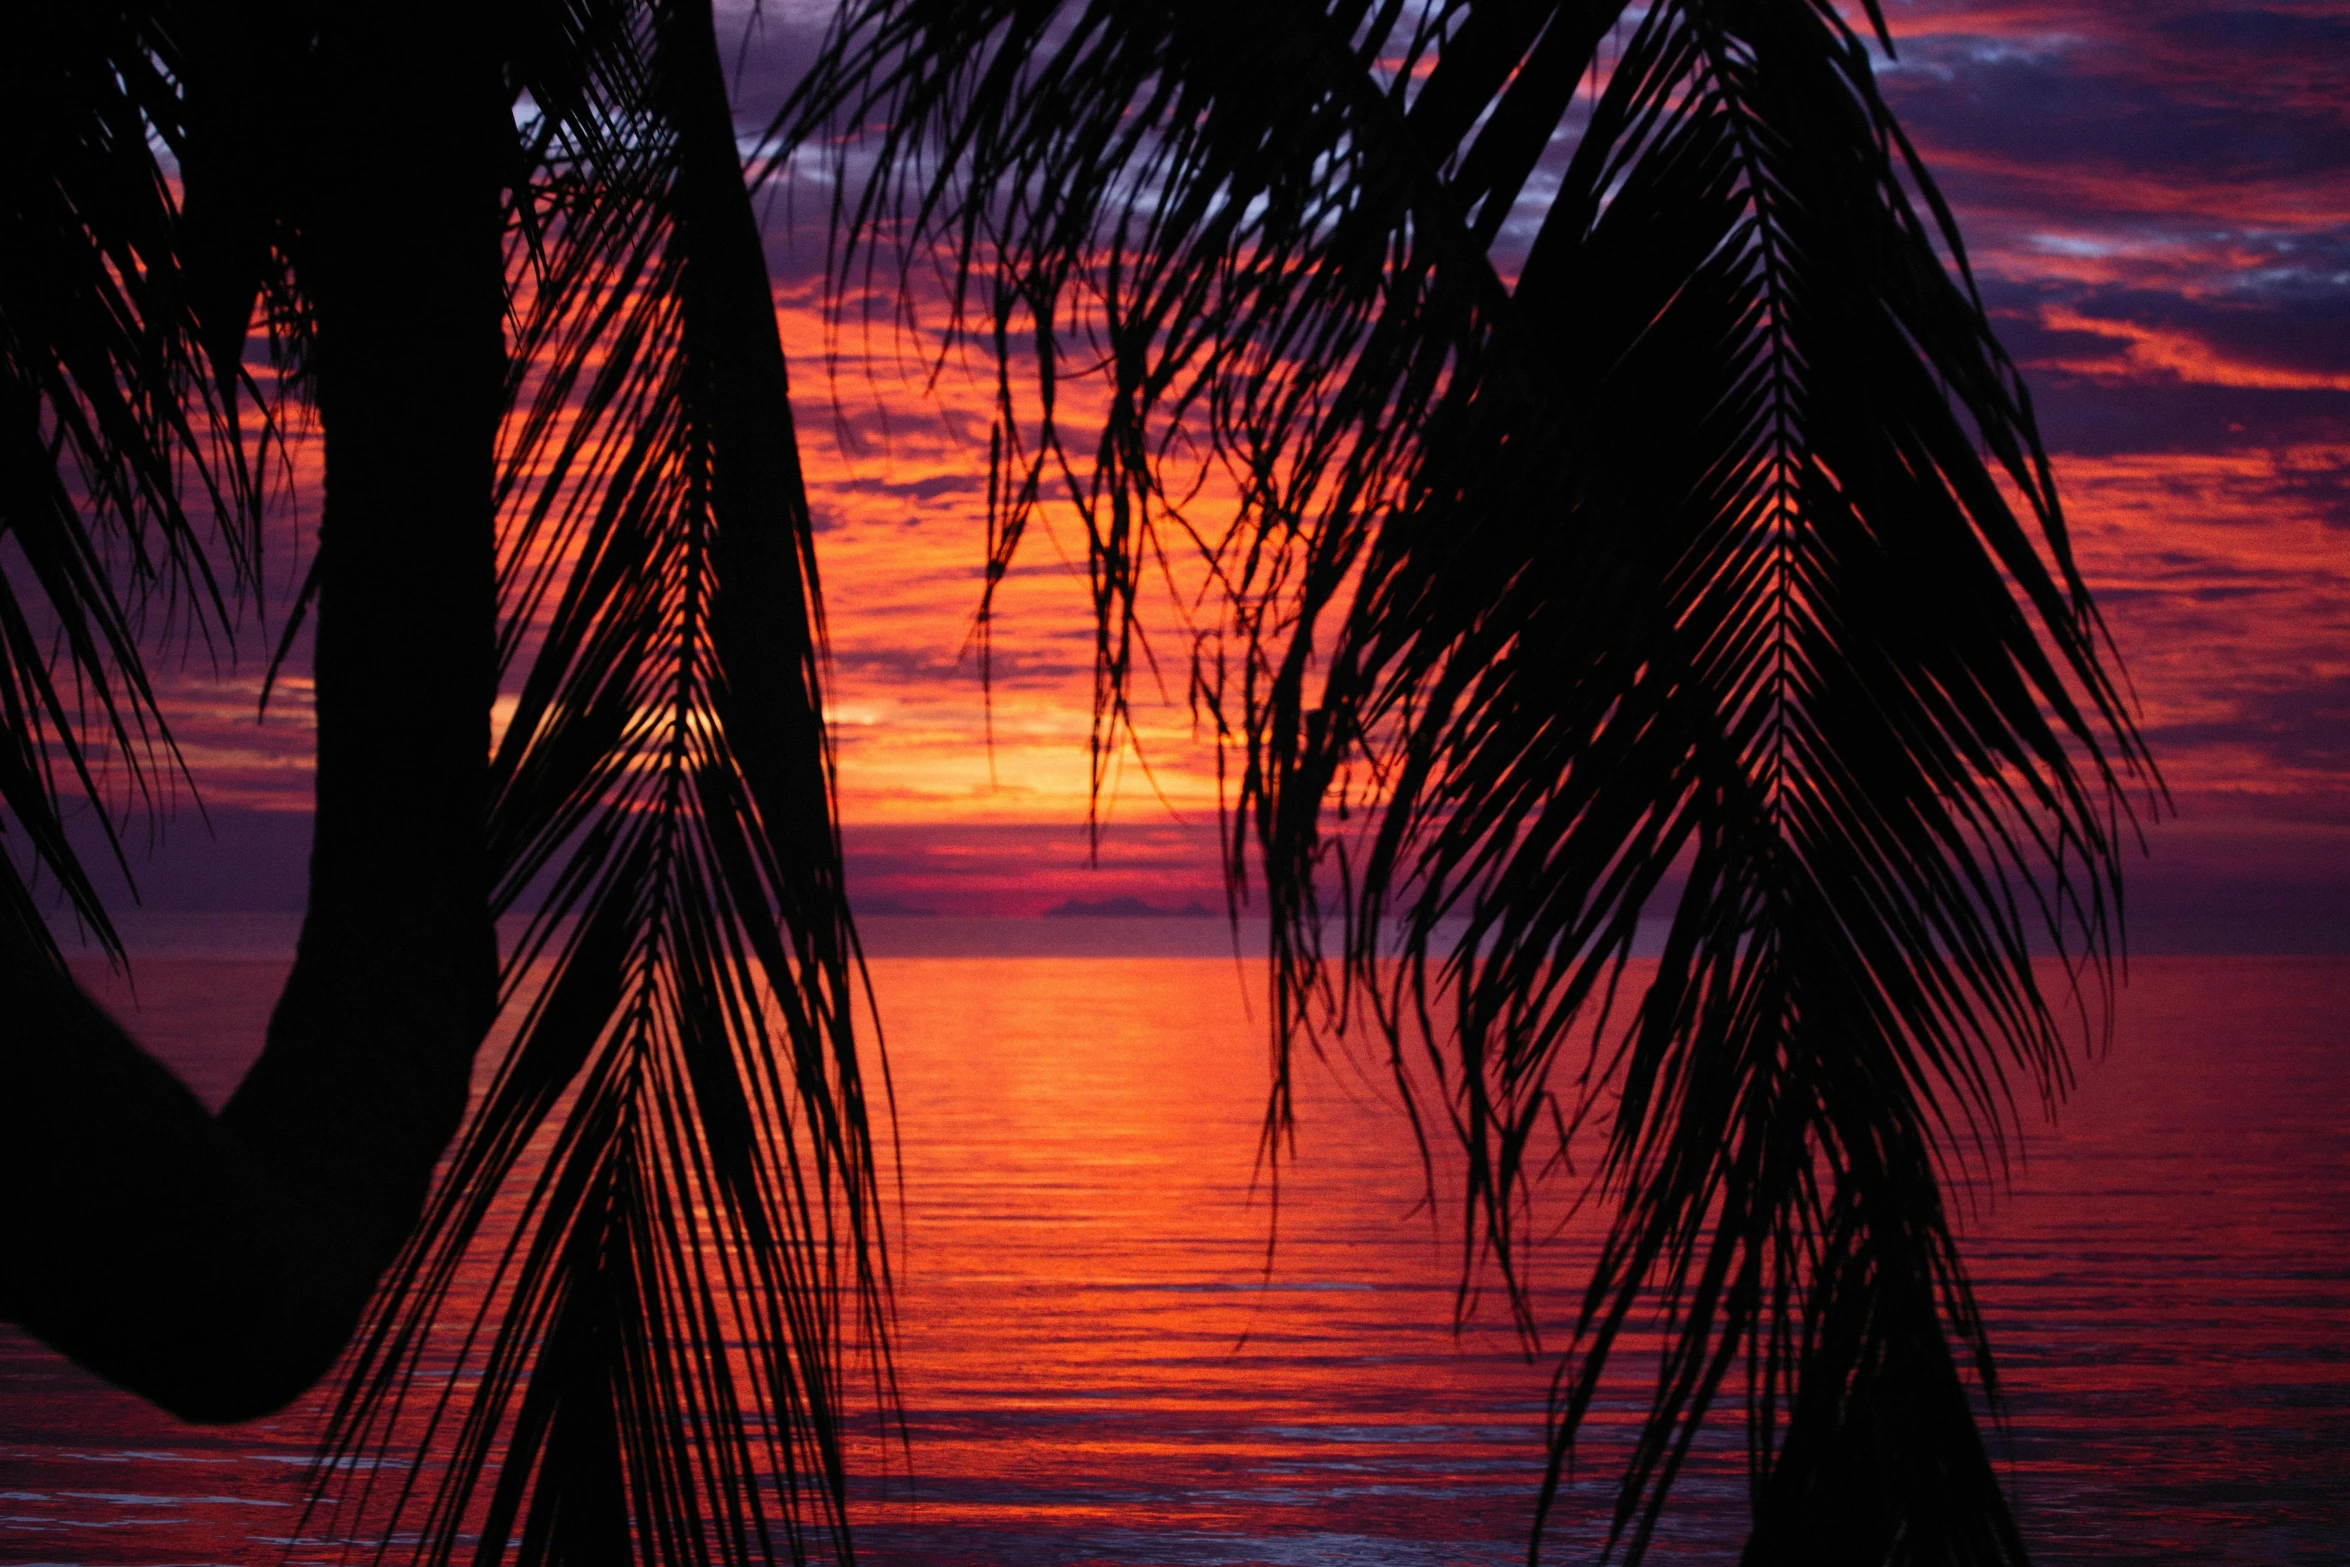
[89,0,2350,941]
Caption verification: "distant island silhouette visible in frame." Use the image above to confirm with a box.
[1041,896,1215,919]
[853,896,940,917]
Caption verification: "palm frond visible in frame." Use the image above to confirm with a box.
[309,2,884,1561]
[0,1,263,959]
[782,0,2150,1559]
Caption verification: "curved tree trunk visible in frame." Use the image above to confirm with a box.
[0,1,503,1422]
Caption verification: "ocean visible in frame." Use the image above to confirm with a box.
[3,929,2344,1564]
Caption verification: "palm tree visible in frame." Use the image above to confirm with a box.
[2,0,506,1422]
[0,2,2146,1565]
[4,0,880,1559]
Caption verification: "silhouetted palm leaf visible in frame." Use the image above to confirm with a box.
[307,3,884,1561]
[0,1,261,960]
[785,0,2150,1558]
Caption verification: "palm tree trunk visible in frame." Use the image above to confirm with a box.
[0,1,503,1421]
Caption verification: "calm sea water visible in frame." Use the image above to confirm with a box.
[2,941,2344,1565]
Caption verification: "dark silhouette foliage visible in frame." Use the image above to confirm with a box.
[0,3,257,955]
[784,0,2150,1560]
[3,0,880,1556]
[2,0,2149,1563]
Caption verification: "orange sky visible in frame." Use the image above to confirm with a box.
[75,0,2350,940]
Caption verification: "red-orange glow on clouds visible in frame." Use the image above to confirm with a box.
[1861,0,2350,945]
[89,0,2350,939]
[2035,306,2350,392]
[789,0,2350,931]
[774,288,1229,832]
[767,279,1241,914]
